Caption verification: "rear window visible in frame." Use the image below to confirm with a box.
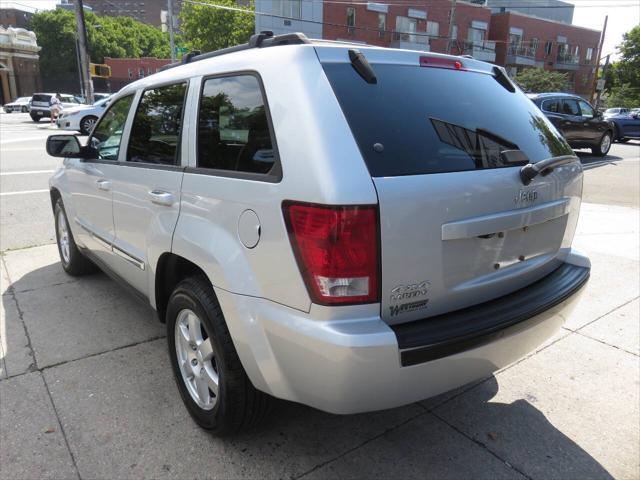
[322,63,572,177]
[32,94,52,103]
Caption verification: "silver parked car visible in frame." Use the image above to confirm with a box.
[46,32,591,435]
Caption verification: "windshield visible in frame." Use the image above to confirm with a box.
[322,63,572,177]
[605,109,620,114]
[94,97,111,107]
[15,97,30,103]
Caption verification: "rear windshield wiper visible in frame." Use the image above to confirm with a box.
[348,49,377,84]
[520,155,578,185]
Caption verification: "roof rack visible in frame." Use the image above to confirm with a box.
[160,31,310,71]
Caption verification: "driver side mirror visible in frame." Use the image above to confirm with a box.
[46,135,92,159]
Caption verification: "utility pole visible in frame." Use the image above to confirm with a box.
[594,54,610,110]
[446,0,457,55]
[590,15,607,104]
[168,0,176,62]
[74,0,94,104]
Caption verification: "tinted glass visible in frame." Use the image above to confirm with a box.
[32,94,51,103]
[322,63,572,177]
[561,99,580,116]
[542,99,560,113]
[197,75,275,175]
[127,83,187,165]
[578,100,595,118]
[89,95,134,161]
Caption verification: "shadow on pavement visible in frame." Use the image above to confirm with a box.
[0,260,615,479]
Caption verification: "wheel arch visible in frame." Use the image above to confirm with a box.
[154,252,212,323]
[50,187,62,212]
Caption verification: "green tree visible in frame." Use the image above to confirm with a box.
[30,9,170,90]
[603,26,640,108]
[513,68,568,93]
[180,0,254,53]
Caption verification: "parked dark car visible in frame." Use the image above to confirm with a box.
[528,93,614,156]
[608,111,640,143]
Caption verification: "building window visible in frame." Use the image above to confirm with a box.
[138,67,144,78]
[530,38,539,56]
[346,7,355,34]
[280,0,301,19]
[378,13,386,38]
[426,21,439,39]
[574,45,580,59]
[128,68,133,79]
[545,41,553,56]
[450,24,458,41]
[396,16,417,43]
[586,47,594,61]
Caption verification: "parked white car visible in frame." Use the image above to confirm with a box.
[3,96,31,113]
[57,96,111,134]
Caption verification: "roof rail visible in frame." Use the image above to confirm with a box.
[160,31,310,72]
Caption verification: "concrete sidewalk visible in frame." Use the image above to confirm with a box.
[1,202,638,480]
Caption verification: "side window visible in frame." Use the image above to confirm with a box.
[127,83,187,166]
[561,99,580,116]
[578,100,595,118]
[542,99,559,113]
[89,95,134,161]
[197,74,276,176]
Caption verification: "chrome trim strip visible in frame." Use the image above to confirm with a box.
[112,245,146,271]
[75,218,112,250]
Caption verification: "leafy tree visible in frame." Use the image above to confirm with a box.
[180,0,254,53]
[30,9,170,91]
[513,68,568,93]
[603,26,640,108]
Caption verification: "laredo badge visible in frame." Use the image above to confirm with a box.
[389,281,430,316]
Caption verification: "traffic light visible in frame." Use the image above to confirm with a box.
[90,63,111,78]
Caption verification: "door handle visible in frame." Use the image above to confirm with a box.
[149,189,175,206]
[96,179,111,191]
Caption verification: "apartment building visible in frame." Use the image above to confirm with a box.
[489,11,601,96]
[323,0,497,61]
[104,56,171,90]
[58,0,180,27]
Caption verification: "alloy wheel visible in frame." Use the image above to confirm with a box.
[57,209,70,265]
[174,309,219,410]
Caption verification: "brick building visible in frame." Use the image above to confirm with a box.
[322,0,497,62]
[104,56,171,90]
[0,7,34,29]
[489,11,601,96]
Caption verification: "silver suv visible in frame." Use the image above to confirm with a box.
[47,32,591,435]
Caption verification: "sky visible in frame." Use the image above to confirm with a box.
[2,0,639,60]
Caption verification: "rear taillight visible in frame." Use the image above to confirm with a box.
[283,201,380,306]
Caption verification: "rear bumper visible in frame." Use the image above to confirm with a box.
[216,250,590,414]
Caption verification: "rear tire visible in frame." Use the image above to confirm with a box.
[21,106,28,113]
[167,275,271,436]
[54,199,96,276]
[30,114,39,122]
[592,131,612,157]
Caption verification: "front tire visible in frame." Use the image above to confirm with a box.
[21,106,28,113]
[79,115,98,135]
[167,275,270,435]
[592,131,612,157]
[54,199,96,276]
[30,114,40,122]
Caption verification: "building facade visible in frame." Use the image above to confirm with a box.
[489,11,600,96]
[104,56,171,90]
[0,7,35,29]
[254,0,323,39]
[0,26,42,104]
[323,0,497,62]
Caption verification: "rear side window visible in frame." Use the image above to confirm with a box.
[541,99,560,113]
[322,63,572,177]
[32,94,51,103]
[127,82,187,166]
[197,74,277,177]
[561,99,580,116]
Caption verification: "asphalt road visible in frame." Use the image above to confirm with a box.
[0,110,639,479]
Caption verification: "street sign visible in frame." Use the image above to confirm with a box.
[596,79,606,91]
[90,63,111,79]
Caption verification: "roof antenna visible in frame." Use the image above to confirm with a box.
[348,49,377,84]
